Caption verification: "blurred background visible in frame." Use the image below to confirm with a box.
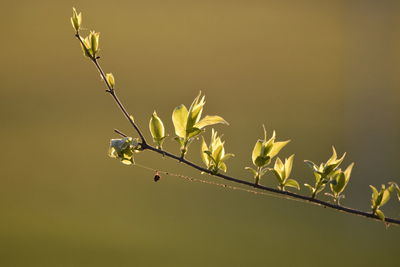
[1,0,399,266]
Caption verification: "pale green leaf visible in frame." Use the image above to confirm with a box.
[343,163,354,183]
[388,182,400,201]
[331,172,346,194]
[106,73,115,88]
[121,158,134,165]
[326,146,338,166]
[369,185,379,203]
[245,167,258,178]
[268,140,290,159]
[186,127,202,139]
[149,111,165,141]
[263,136,275,156]
[200,137,209,167]
[194,115,229,129]
[212,145,224,163]
[284,179,300,190]
[172,104,188,138]
[204,150,217,164]
[274,157,285,179]
[108,137,135,165]
[252,140,263,165]
[187,92,205,129]
[380,188,391,206]
[284,154,295,179]
[304,160,318,172]
[219,162,227,172]
[314,172,322,183]
[395,185,400,201]
[325,151,346,175]
[255,156,270,168]
[221,153,234,162]
[271,169,283,183]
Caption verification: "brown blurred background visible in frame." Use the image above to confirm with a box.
[1,0,399,266]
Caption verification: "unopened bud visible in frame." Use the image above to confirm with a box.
[71,7,82,32]
[106,73,115,88]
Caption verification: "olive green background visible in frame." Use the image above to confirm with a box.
[1,0,399,266]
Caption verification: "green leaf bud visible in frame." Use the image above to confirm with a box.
[89,31,100,56]
[80,36,92,57]
[71,7,82,32]
[106,73,115,89]
[149,111,166,148]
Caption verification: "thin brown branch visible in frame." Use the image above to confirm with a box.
[115,129,400,226]
[75,33,400,226]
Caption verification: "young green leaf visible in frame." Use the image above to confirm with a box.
[274,157,285,179]
[331,172,346,194]
[369,185,379,203]
[186,127,202,139]
[285,179,300,190]
[194,115,228,129]
[388,182,400,201]
[186,92,205,130]
[200,137,209,167]
[201,129,233,173]
[305,147,348,199]
[149,111,166,149]
[172,104,188,138]
[370,184,391,218]
[380,186,391,206]
[71,7,82,32]
[268,140,290,159]
[106,73,115,89]
[108,137,139,165]
[270,155,299,191]
[172,92,228,157]
[80,36,93,57]
[89,31,100,56]
[252,140,263,166]
[248,127,290,185]
[284,154,295,180]
[245,167,258,178]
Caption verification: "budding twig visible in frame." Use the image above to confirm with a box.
[73,32,400,226]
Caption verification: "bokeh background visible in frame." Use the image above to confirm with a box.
[1,0,399,266]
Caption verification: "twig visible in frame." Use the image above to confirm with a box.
[75,33,400,226]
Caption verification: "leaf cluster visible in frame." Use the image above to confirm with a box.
[370,183,400,220]
[108,137,140,165]
[245,126,291,186]
[269,155,300,191]
[172,92,228,158]
[304,147,352,199]
[201,129,234,174]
